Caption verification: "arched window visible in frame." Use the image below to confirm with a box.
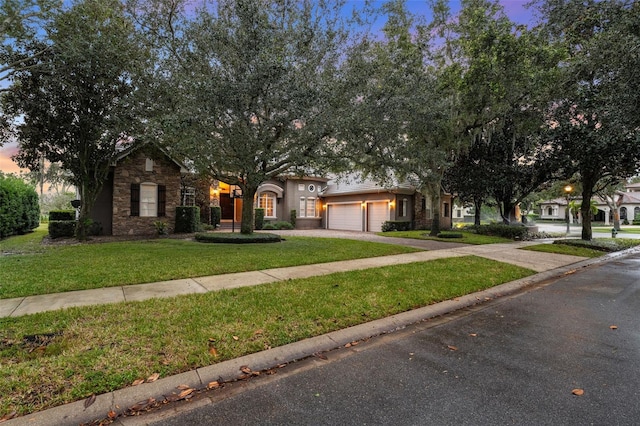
[634,207,640,220]
[621,207,627,220]
[547,207,553,216]
[258,192,276,218]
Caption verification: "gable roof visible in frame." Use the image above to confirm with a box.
[113,142,189,173]
[321,173,415,196]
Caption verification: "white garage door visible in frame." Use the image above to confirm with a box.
[328,203,362,231]
[367,202,390,232]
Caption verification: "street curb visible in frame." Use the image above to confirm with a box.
[7,247,639,426]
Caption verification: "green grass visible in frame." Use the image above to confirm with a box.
[0,256,534,417]
[521,243,604,258]
[377,230,513,245]
[0,236,418,299]
[0,225,48,254]
[553,238,640,252]
[593,226,640,234]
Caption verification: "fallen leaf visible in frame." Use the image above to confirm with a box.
[314,352,328,360]
[469,333,477,337]
[178,388,194,399]
[344,343,352,348]
[254,329,264,335]
[207,381,221,389]
[107,410,117,419]
[84,394,96,409]
[132,379,145,386]
[610,325,618,330]
[447,345,458,351]
[208,337,216,342]
[177,384,191,390]
[564,270,576,275]
[232,335,239,341]
[572,388,584,396]
[209,346,218,357]
[240,365,252,374]
[147,373,160,382]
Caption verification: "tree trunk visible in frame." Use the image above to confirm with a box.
[580,187,593,241]
[428,190,441,237]
[76,181,98,241]
[473,199,482,226]
[240,184,258,234]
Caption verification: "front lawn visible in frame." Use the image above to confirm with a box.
[377,230,513,245]
[0,235,418,299]
[521,243,604,258]
[593,226,640,234]
[0,256,534,418]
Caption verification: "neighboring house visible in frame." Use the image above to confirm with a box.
[91,143,187,236]
[538,182,640,224]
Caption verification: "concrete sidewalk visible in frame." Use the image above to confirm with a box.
[1,240,583,318]
[7,240,636,426]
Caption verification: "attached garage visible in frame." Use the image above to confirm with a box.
[327,203,362,231]
[366,201,390,232]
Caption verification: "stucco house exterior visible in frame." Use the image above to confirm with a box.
[538,182,640,224]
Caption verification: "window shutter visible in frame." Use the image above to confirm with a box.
[130,183,140,216]
[158,185,166,217]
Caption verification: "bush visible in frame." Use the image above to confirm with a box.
[195,232,281,244]
[48,220,76,239]
[254,208,265,230]
[49,210,75,221]
[211,206,221,227]
[0,174,40,238]
[381,221,412,232]
[471,223,530,240]
[290,209,296,227]
[175,206,201,233]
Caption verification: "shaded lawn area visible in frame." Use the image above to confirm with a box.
[0,236,418,299]
[0,256,534,418]
[377,230,513,245]
[593,226,640,234]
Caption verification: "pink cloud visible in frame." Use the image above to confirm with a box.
[0,142,25,175]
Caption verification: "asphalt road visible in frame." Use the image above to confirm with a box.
[128,252,640,426]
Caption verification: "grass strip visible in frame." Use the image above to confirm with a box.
[377,230,513,244]
[0,256,533,417]
[521,243,604,258]
[0,237,417,299]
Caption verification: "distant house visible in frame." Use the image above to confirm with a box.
[538,182,640,224]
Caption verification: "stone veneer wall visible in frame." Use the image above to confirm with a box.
[112,149,182,236]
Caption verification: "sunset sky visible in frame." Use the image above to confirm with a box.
[0,0,535,178]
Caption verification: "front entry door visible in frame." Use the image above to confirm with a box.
[220,193,233,220]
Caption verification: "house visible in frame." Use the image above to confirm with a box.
[538,182,640,224]
[91,143,188,236]
[91,149,453,235]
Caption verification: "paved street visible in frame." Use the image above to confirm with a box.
[127,252,640,426]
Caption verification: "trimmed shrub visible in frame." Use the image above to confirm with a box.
[49,210,75,221]
[263,221,293,230]
[195,232,281,244]
[48,220,76,239]
[175,206,201,233]
[0,174,40,238]
[381,221,412,232]
[290,209,296,227]
[211,206,221,227]
[471,223,530,240]
[254,208,265,230]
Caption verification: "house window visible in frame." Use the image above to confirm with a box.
[621,207,627,220]
[308,184,315,192]
[635,207,640,220]
[398,198,408,217]
[547,207,553,216]
[131,183,166,217]
[181,187,196,206]
[145,158,154,172]
[258,192,276,218]
[457,209,462,218]
[298,184,305,191]
[306,197,316,217]
[443,203,450,218]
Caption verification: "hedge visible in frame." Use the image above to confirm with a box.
[211,206,221,227]
[49,210,75,221]
[262,221,294,230]
[194,232,281,244]
[48,220,76,239]
[381,221,412,232]
[175,206,200,233]
[0,174,40,238]
[254,208,265,230]
[471,223,530,240]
